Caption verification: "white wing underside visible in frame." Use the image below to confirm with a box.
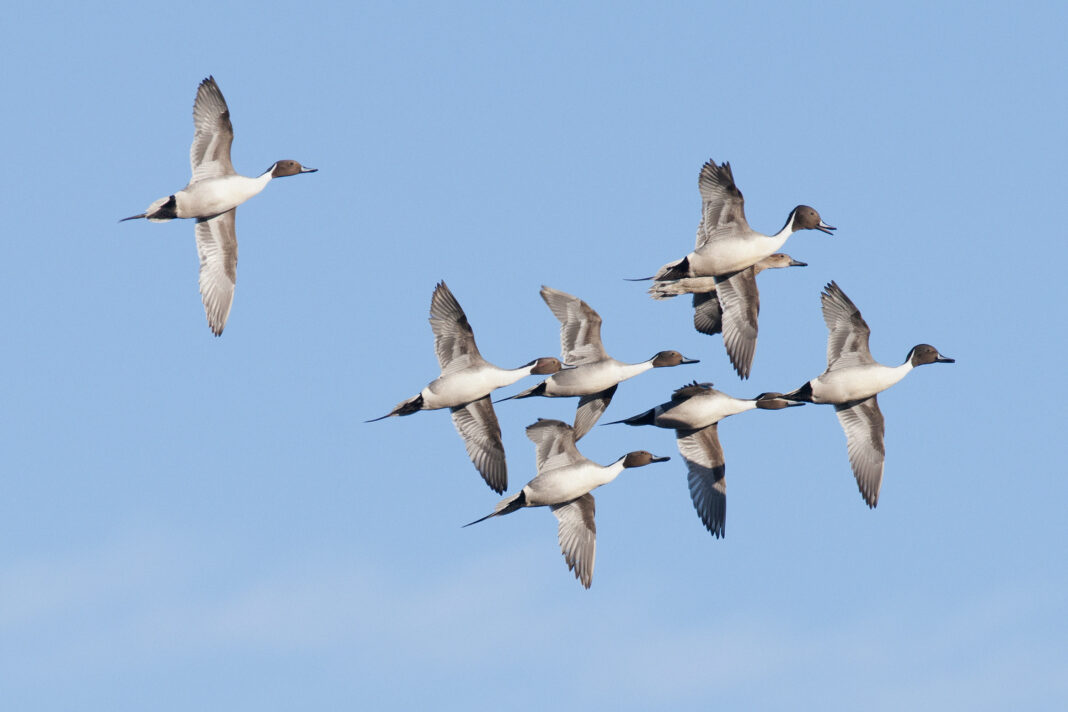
[695,160,749,249]
[450,396,507,493]
[822,281,875,369]
[190,76,235,182]
[551,494,597,588]
[677,426,727,538]
[540,287,609,365]
[715,268,760,379]
[526,419,584,473]
[572,384,618,440]
[834,395,885,507]
[195,210,238,336]
[429,282,487,376]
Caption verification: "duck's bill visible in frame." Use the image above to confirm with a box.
[300,166,318,173]
[816,221,836,234]
[935,355,956,363]
[681,357,701,364]
[789,259,808,267]
[650,455,671,463]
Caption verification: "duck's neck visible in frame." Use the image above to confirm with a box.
[249,169,275,193]
[258,163,277,179]
[726,398,759,418]
[489,363,541,390]
[616,360,655,382]
[595,459,628,488]
[881,360,914,390]
[768,220,796,250]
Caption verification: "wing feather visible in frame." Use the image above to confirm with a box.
[525,419,584,473]
[540,286,608,365]
[716,268,760,379]
[677,426,727,538]
[429,282,485,375]
[551,494,597,588]
[190,76,235,181]
[834,396,885,507]
[572,385,618,440]
[695,159,749,248]
[194,210,237,336]
[822,281,874,368]
[450,396,507,493]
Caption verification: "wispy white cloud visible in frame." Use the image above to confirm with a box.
[2,527,1065,711]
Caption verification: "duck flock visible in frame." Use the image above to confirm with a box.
[124,77,955,589]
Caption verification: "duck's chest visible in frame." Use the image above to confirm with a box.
[813,365,905,403]
[177,175,267,218]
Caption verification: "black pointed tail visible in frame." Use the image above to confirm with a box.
[365,393,423,422]
[603,408,656,427]
[463,491,526,527]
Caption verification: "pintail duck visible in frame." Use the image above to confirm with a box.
[464,419,669,589]
[645,254,807,369]
[771,282,954,507]
[500,286,698,438]
[647,160,833,378]
[121,76,317,335]
[368,282,562,494]
[608,382,801,537]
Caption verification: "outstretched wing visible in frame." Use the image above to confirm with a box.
[572,385,618,440]
[540,286,608,365]
[677,426,726,538]
[194,209,238,336]
[695,159,749,248]
[450,396,507,494]
[525,419,584,473]
[715,268,760,379]
[834,395,885,507]
[429,282,485,375]
[822,281,874,369]
[190,76,235,181]
[551,494,597,589]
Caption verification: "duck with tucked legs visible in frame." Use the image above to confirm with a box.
[608,382,801,538]
[121,76,317,335]
[769,281,954,507]
[498,286,698,438]
[465,419,669,589]
[643,252,807,340]
[368,282,562,494]
[644,160,833,378]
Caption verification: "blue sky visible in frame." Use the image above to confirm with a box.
[2,1,1066,709]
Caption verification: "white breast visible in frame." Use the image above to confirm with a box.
[656,392,754,429]
[812,363,911,403]
[177,174,271,218]
[421,365,522,408]
[689,235,784,276]
[543,360,651,397]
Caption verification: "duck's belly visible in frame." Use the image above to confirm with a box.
[690,238,774,276]
[656,394,747,429]
[422,368,507,408]
[525,463,604,505]
[812,366,899,404]
[177,176,264,218]
[544,361,640,397]
[651,276,718,298]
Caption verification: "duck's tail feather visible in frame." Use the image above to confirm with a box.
[777,382,814,403]
[143,195,179,223]
[464,490,527,527]
[603,407,655,427]
[494,381,546,403]
[365,393,423,422]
